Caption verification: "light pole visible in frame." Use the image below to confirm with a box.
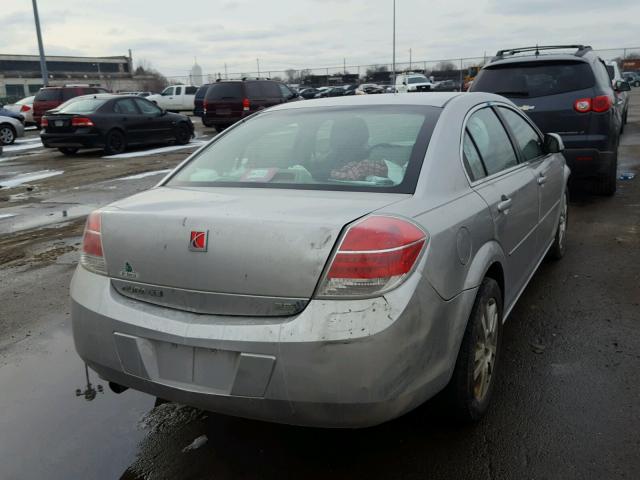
[392,0,396,90]
[256,58,260,77]
[31,0,49,86]
[409,48,412,71]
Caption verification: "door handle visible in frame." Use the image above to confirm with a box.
[537,173,547,185]
[497,195,512,213]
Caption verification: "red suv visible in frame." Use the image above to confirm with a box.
[33,85,109,126]
[202,79,299,130]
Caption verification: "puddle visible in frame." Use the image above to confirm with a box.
[102,141,206,159]
[0,170,63,189]
[0,321,152,480]
[119,169,173,180]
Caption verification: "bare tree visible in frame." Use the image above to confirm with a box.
[285,69,298,83]
[134,60,169,93]
[435,61,456,71]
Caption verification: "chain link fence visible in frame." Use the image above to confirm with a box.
[164,46,640,90]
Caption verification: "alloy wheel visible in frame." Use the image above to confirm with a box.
[473,298,498,402]
[0,126,15,144]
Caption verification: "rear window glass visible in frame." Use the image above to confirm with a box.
[245,82,264,99]
[195,85,210,99]
[58,99,106,114]
[206,83,243,100]
[167,106,441,193]
[35,89,62,102]
[472,61,595,98]
[62,89,81,101]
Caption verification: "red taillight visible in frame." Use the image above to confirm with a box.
[574,98,591,113]
[203,99,208,112]
[574,95,612,113]
[318,216,427,298]
[242,98,250,111]
[81,211,107,274]
[71,116,95,127]
[20,105,31,112]
[592,95,611,113]
[41,117,49,127]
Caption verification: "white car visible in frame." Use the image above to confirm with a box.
[395,73,435,93]
[3,96,35,125]
[0,115,25,145]
[146,85,197,112]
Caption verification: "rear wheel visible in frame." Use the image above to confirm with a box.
[0,124,16,145]
[202,117,214,128]
[58,147,79,156]
[548,190,568,260]
[593,151,617,196]
[174,123,191,145]
[446,277,503,423]
[104,129,127,155]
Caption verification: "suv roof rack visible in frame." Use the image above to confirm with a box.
[493,45,592,61]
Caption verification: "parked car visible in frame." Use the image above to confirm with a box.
[298,88,319,99]
[313,87,333,98]
[202,79,299,130]
[119,91,153,98]
[193,84,211,125]
[33,85,109,127]
[622,71,640,87]
[0,105,25,124]
[341,84,359,96]
[606,61,630,132]
[471,44,628,195]
[71,92,569,428]
[0,114,25,145]
[146,85,198,112]
[357,83,385,94]
[395,73,434,93]
[433,80,462,92]
[3,96,35,125]
[40,94,194,156]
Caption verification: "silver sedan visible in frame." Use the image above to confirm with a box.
[71,92,569,427]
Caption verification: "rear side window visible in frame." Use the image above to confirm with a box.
[472,61,595,97]
[175,86,183,95]
[62,88,80,101]
[206,83,243,100]
[245,82,264,99]
[114,99,139,114]
[462,132,486,181]
[35,89,62,102]
[498,107,544,162]
[185,86,198,95]
[466,108,518,175]
[262,82,281,97]
[195,85,210,99]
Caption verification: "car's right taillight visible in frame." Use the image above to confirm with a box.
[203,99,208,113]
[242,98,250,111]
[592,95,612,113]
[20,105,31,113]
[316,216,427,298]
[41,117,49,128]
[80,211,107,275]
[574,98,591,113]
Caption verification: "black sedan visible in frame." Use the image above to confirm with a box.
[41,94,194,156]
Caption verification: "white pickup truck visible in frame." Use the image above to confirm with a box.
[147,85,198,112]
[395,73,435,93]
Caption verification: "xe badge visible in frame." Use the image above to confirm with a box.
[189,230,209,252]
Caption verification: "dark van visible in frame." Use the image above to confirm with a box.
[33,85,109,126]
[202,79,299,130]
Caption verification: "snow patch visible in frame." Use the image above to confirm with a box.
[182,435,208,452]
[102,140,207,159]
[0,170,64,189]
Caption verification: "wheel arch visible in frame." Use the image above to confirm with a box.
[463,240,507,301]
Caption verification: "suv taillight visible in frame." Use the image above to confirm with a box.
[574,95,612,113]
[81,211,107,275]
[72,117,95,127]
[242,98,250,111]
[316,216,427,298]
[41,117,49,127]
[203,99,208,113]
[20,105,31,112]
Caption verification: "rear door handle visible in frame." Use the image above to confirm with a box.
[497,195,512,213]
[537,174,547,185]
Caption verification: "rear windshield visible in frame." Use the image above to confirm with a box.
[472,61,595,98]
[205,83,243,100]
[57,98,107,114]
[35,89,62,102]
[167,106,441,193]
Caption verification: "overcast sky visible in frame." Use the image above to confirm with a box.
[2,0,639,78]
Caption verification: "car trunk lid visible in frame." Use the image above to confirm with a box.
[100,186,408,316]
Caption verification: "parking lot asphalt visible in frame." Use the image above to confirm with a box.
[0,96,639,480]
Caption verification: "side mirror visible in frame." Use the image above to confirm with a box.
[402,81,407,85]
[544,133,564,154]
[615,80,631,92]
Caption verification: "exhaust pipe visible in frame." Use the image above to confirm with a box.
[109,381,129,394]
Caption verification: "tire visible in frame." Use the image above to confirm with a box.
[446,277,503,423]
[548,190,568,260]
[593,150,617,196]
[58,147,79,156]
[104,129,127,155]
[174,123,191,145]
[0,124,16,145]
[202,118,214,128]
[154,397,170,407]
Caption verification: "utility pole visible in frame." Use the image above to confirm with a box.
[409,48,412,70]
[31,0,49,86]
[392,0,396,90]
[344,58,346,75]
[256,58,260,77]
[224,63,228,79]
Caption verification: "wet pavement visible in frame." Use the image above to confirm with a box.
[0,100,639,479]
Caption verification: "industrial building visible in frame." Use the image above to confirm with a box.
[0,53,154,101]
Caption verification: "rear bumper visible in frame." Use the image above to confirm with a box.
[71,266,477,428]
[562,148,615,178]
[202,113,244,126]
[41,132,103,149]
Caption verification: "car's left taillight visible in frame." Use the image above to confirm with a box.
[80,211,107,275]
[316,216,427,298]
[71,117,95,127]
[20,105,31,113]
